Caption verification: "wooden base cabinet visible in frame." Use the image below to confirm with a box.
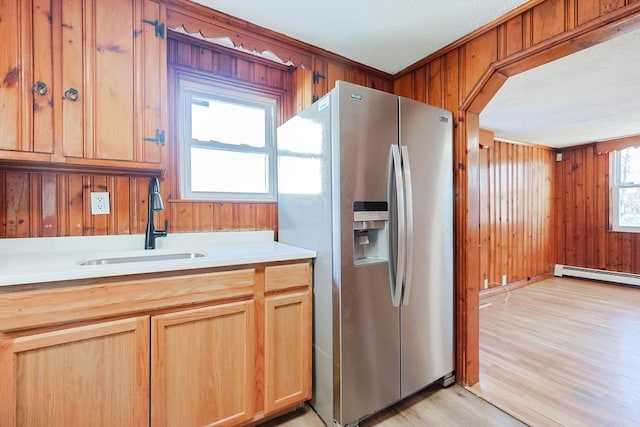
[264,290,312,415]
[0,317,150,427]
[0,260,312,427]
[151,301,256,427]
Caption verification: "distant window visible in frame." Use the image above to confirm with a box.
[610,146,640,232]
[178,76,277,201]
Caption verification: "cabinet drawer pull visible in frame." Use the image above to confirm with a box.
[32,81,48,96]
[63,88,79,101]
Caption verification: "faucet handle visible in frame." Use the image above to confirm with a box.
[159,219,169,234]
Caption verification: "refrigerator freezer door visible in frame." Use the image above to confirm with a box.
[334,81,401,426]
[398,97,454,398]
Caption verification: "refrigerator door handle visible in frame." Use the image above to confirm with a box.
[400,145,414,306]
[388,144,405,307]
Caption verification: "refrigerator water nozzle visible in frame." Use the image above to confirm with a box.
[357,231,370,245]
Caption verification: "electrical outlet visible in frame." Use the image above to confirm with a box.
[501,274,507,286]
[91,192,110,215]
[483,278,489,289]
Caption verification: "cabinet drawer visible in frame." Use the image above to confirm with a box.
[151,300,256,426]
[264,262,312,293]
[0,269,255,332]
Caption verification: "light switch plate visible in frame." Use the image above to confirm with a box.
[91,192,110,215]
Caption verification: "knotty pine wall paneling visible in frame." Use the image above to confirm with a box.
[0,167,282,238]
[479,141,556,290]
[556,144,640,274]
[311,56,393,104]
[0,171,147,238]
[392,0,640,385]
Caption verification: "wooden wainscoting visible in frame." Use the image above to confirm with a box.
[555,143,640,274]
[0,171,277,238]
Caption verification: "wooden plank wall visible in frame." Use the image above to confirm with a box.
[0,169,280,238]
[1,172,143,237]
[480,141,556,290]
[393,0,640,384]
[556,144,640,274]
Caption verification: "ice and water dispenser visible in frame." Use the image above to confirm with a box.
[353,201,389,265]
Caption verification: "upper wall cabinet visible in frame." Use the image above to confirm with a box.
[0,0,55,159]
[0,0,166,171]
[61,0,165,166]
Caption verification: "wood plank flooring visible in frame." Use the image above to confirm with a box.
[470,277,640,427]
[259,383,524,426]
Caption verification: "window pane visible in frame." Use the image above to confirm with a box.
[619,147,640,185]
[618,187,640,227]
[191,97,266,147]
[191,147,268,194]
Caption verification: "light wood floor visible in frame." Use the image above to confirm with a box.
[259,384,524,426]
[470,277,640,427]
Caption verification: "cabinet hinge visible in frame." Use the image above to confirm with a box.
[144,129,165,146]
[312,71,325,84]
[143,19,165,39]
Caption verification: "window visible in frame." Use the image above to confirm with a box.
[610,146,640,232]
[179,76,277,201]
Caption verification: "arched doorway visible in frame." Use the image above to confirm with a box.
[457,6,640,386]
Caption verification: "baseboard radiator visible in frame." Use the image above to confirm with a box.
[554,264,640,287]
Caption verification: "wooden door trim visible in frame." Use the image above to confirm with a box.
[458,6,640,386]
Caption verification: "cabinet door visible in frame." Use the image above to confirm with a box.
[264,290,312,415]
[151,300,256,427]
[61,0,164,164]
[0,316,150,427]
[0,0,54,156]
[139,0,166,165]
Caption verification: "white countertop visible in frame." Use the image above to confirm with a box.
[0,231,316,287]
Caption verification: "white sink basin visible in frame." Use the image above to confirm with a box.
[79,252,206,266]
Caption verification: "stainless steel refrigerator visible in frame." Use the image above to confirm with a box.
[277,81,454,427]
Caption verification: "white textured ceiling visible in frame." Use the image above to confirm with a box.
[188,0,640,148]
[191,0,530,74]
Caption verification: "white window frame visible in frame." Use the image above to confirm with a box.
[610,147,640,233]
[178,76,277,202]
